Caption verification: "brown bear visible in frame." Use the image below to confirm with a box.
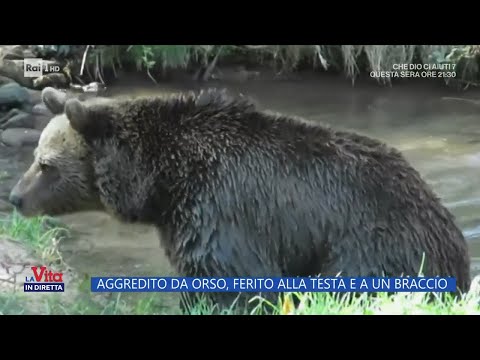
[9,87,471,312]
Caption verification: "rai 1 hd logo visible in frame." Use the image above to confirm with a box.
[23,58,61,78]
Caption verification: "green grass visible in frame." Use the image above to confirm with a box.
[0,290,180,315]
[1,286,479,315]
[0,210,70,264]
[173,283,480,315]
[253,287,480,315]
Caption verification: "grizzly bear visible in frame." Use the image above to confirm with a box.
[9,87,471,312]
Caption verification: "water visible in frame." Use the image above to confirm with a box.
[1,74,479,301]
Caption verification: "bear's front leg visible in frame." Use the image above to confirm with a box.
[174,235,284,314]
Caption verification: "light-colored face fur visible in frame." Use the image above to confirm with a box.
[9,88,103,217]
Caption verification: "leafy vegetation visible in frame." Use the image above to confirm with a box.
[31,45,480,89]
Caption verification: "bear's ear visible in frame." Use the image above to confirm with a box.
[65,98,112,140]
[65,98,91,136]
[41,87,67,115]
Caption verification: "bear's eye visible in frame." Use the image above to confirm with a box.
[39,163,51,172]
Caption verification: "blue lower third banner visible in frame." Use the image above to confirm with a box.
[90,277,457,293]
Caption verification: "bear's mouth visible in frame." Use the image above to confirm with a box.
[8,200,43,218]
[8,188,104,218]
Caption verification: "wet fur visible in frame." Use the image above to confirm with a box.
[58,88,471,311]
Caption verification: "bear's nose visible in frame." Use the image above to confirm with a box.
[9,193,23,209]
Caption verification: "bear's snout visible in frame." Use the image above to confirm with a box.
[9,192,23,209]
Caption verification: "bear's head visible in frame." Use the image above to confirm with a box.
[8,87,105,217]
[9,86,254,218]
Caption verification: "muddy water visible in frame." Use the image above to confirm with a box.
[1,75,480,310]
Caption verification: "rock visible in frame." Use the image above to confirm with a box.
[32,103,54,131]
[23,49,37,58]
[0,236,38,293]
[33,73,69,90]
[0,128,41,147]
[0,75,16,86]
[0,45,38,60]
[0,106,52,131]
[32,103,52,117]
[25,89,42,105]
[0,109,35,130]
[0,235,77,300]
[0,83,31,110]
[32,105,53,130]
[33,115,51,131]
[0,45,25,60]
[0,59,34,88]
